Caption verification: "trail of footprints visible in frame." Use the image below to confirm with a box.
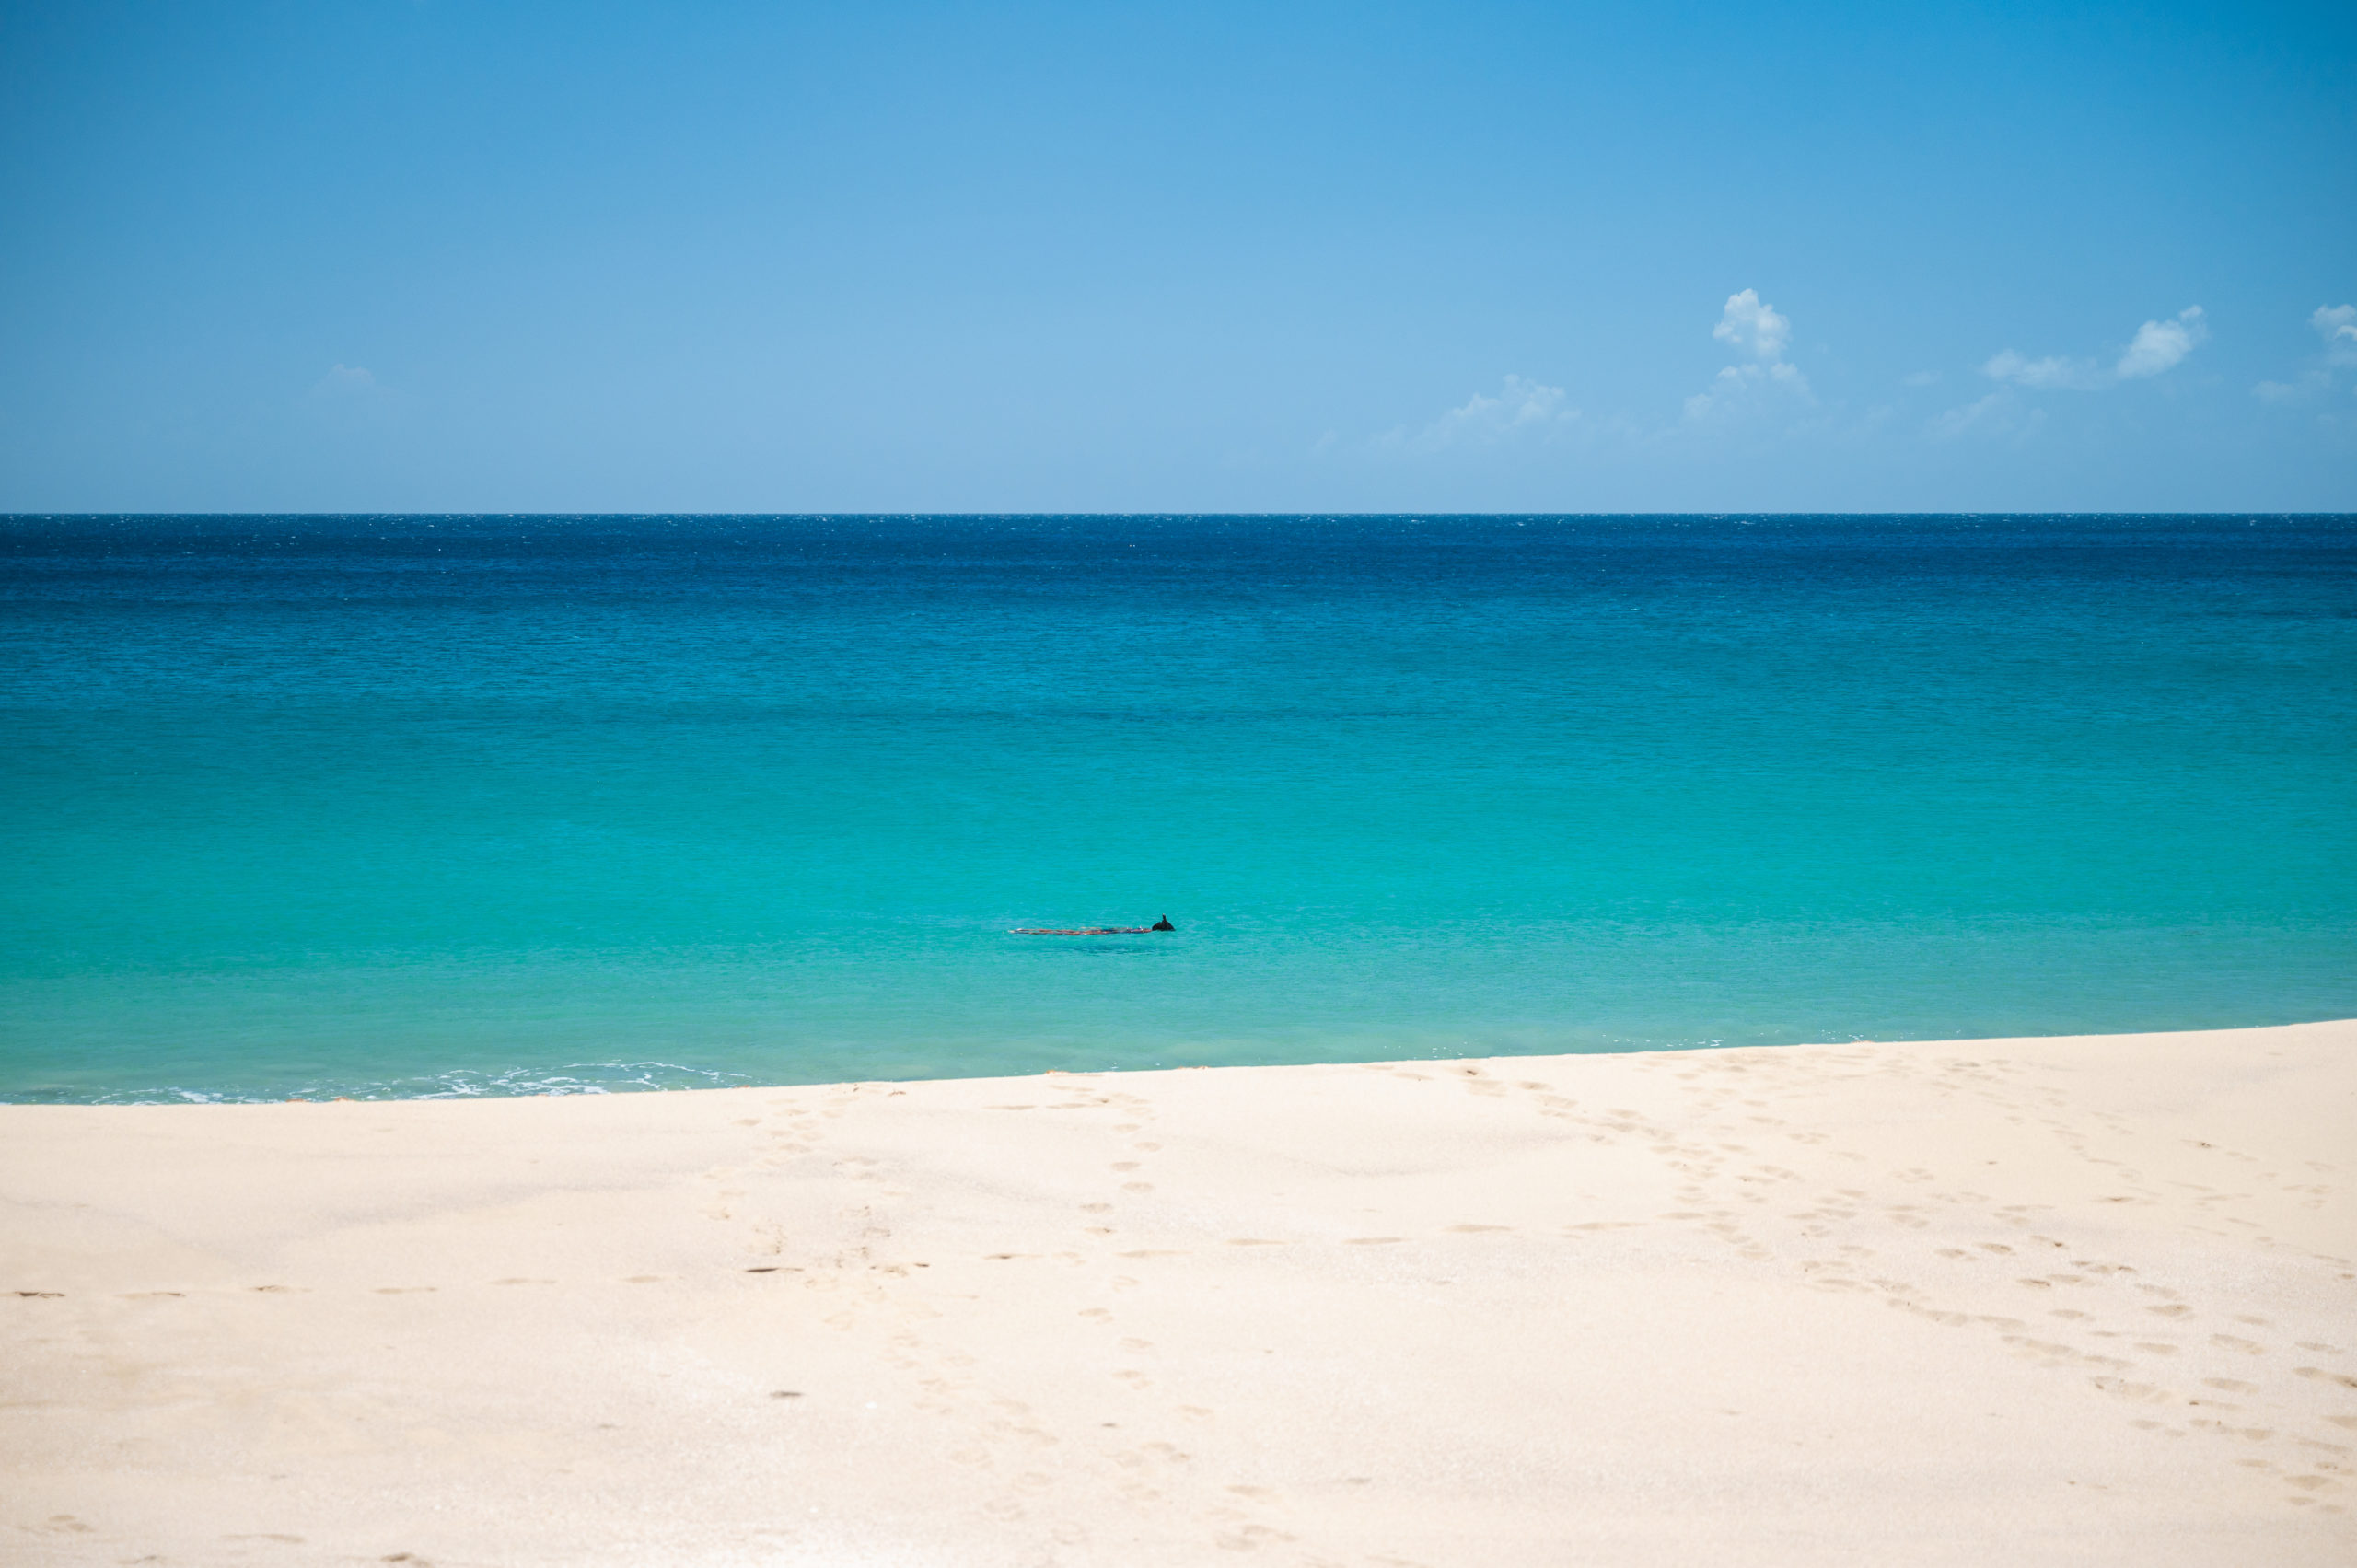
[1541,1049,2354,1516]
[12,1052,2345,1559]
[702,1075,1329,1559]
[688,1056,2346,1556]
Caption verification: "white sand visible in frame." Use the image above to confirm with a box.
[4,1021,2353,1565]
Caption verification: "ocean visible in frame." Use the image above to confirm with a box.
[3,514,2351,1102]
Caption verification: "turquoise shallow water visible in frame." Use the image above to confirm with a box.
[2,514,2351,1101]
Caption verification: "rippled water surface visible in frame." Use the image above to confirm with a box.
[3,514,2351,1100]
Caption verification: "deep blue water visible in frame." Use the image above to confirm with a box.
[2,514,2351,1102]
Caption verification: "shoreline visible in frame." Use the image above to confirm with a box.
[22,1010,2357,1108]
[5,1020,2352,1563]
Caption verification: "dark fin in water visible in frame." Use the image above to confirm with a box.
[1152,915,1175,931]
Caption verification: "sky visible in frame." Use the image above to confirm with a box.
[2,0,2352,514]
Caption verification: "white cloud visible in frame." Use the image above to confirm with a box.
[2252,305,2357,405]
[1981,306,2205,392]
[1388,375,1578,454]
[309,363,381,399]
[1711,288,1792,360]
[1686,289,1810,422]
[2115,307,2207,379]
[1684,360,1809,421]
[2314,304,2357,366]
[1928,389,2020,439]
[2254,370,2331,404]
[1982,350,2106,390]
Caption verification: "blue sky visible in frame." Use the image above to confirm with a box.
[2,1,2351,512]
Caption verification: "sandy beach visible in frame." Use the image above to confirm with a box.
[4,1021,2351,1565]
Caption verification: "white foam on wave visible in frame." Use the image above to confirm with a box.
[415,1061,758,1098]
[64,1060,756,1106]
